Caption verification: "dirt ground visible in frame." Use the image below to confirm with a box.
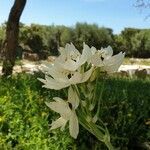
[0,59,150,75]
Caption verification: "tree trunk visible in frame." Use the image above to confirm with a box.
[2,0,26,76]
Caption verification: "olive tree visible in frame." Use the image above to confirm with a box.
[2,0,26,76]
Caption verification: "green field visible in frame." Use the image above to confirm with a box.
[0,73,150,150]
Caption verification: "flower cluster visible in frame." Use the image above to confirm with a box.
[38,43,125,145]
[39,43,124,90]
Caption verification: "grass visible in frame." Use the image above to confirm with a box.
[0,73,150,149]
[0,73,75,150]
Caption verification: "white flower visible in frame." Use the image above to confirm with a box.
[38,43,94,90]
[38,63,93,90]
[102,51,125,73]
[101,46,113,59]
[45,87,79,139]
[89,46,125,73]
[54,43,92,71]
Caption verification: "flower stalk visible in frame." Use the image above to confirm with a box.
[38,43,124,150]
[78,109,114,150]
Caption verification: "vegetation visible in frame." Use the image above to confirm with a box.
[0,23,150,58]
[0,73,149,149]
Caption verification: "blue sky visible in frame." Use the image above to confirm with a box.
[0,0,150,33]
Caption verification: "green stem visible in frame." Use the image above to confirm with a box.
[90,123,115,150]
[78,112,115,150]
[104,141,115,150]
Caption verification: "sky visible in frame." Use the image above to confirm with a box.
[0,0,150,34]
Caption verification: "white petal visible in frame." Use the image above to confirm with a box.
[59,47,65,55]
[40,63,53,73]
[44,75,70,90]
[103,52,125,73]
[68,86,79,109]
[50,117,67,130]
[101,46,113,59]
[90,53,103,67]
[61,59,77,71]
[81,67,94,83]
[65,44,71,58]
[46,66,70,83]
[70,43,81,58]
[45,65,65,80]
[69,72,82,84]
[38,78,47,84]
[69,67,93,84]
[91,46,97,55]
[77,43,92,67]
[38,76,65,90]
[66,43,80,59]
[69,111,79,139]
[54,44,81,71]
[45,98,71,118]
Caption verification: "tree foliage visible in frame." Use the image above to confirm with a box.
[0,23,150,58]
